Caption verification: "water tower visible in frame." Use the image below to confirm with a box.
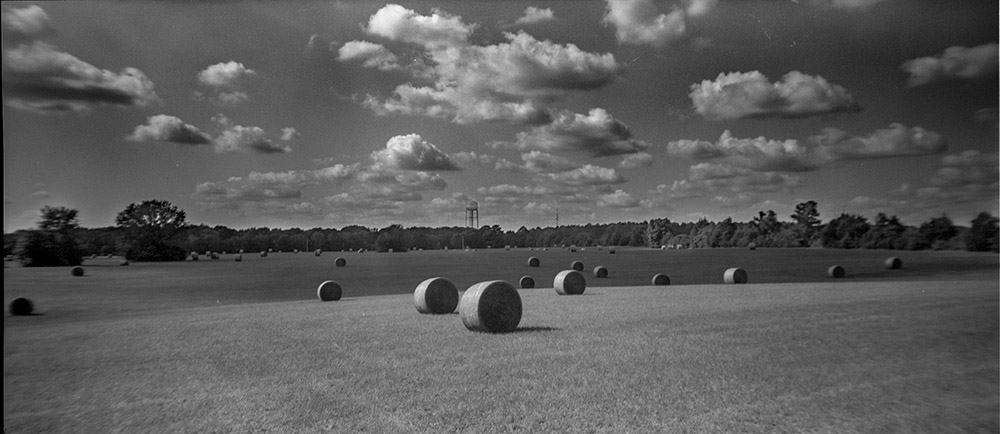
[465,201,479,228]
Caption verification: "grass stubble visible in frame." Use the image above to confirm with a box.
[4,248,998,433]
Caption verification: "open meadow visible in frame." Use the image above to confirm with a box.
[5,248,999,433]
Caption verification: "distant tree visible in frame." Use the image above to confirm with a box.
[860,213,908,250]
[15,206,84,266]
[821,213,870,248]
[115,200,188,261]
[965,212,999,252]
[790,201,821,246]
[918,214,958,250]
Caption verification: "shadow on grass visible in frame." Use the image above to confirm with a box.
[511,326,560,333]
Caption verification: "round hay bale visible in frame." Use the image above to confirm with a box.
[205,250,211,256]
[527,257,540,267]
[294,249,299,254]
[119,259,129,266]
[651,273,670,286]
[885,257,902,269]
[748,243,757,251]
[239,249,245,254]
[554,270,586,295]
[315,249,322,256]
[459,280,522,333]
[724,267,748,284]
[593,265,608,278]
[828,265,846,278]
[190,252,199,260]
[335,257,346,267]
[571,260,584,272]
[235,254,242,262]
[414,277,459,314]
[268,248,273,253]
[519,275,535,289]
[609,247,616,254]
[317,280,342,301]
[9,297,34,316]
[260,251,268,258]
[211,253,219,260]
[71,266,84,277]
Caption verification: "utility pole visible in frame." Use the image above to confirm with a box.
[555,207,559,228]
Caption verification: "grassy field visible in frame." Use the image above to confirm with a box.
[4,248,998,433]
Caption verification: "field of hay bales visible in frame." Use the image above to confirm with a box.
[4,248,998,433]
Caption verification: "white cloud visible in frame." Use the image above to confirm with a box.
[660,163,802,200]
[521,151,579,173]
[197,61,256,88]
[667,130,819,172]
[685,0,718,16]
[215,125,290,154]
[514,7,555,25]
[511,108,649,157]
[547,164,626,186]
[597,189,639,208]
[4,41,160,114]
[2,4,53,43]
[602,0,686,48]
[478,184,551,197]
[337,40,401,71]
[810,123,947,160]
[359,5,623,124]
[280,127,299,141]
[902,43,999,87]
[370,134,460,171]
[619,152,654,169]
[689,71,859,120]
[126,114,212,145]
[451,151,522,172]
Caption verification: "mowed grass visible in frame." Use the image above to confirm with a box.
[4,248,999,433]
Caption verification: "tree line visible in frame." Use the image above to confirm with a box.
[4,199,998,266]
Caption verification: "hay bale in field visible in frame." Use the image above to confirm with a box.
[459,280,522,333]
[9,297,34,315]
[190,252,199,261]
[235,254,242,262]
[651,273,670,285]
[260,251,268,257]
[71,266,85,276]
[554,270,586,295]
[609,247,616,254]
[885,257,902,269]
[268,248,274,253]
[505,245,511,251]
[335,257,346,267]
[211,253,219,260]
[315,249,322,256]
[593,265,608,278]
[828,265,846,278]
[414,277,459,314]
[748,243,756,250]
[519,275,535,289]
[239,249,245,254]
[571,260,584,271]
[294,249,299,254]
[528,256,540,267]
[317,280,343,301]
[724,267,748,284]
[205,250,211,256]
[119,259,129,266]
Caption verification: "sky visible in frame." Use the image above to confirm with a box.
[3,0,997,232]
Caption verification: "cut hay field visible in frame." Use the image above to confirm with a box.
[4,248,999,433]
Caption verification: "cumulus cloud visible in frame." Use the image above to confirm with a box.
[366,3,475,49]
[689,71,860,120]
[510,108,649,157]
[359,5,623,124]
[514,7,555,25]
[597,189,639,208]
[126,114,212,145]
[810,123,947,160]
[337,40,401,71]
[547,164,626,186]
[478,184,551,198]
[667,130,820,172]
[451,151,522,172]
[280,127,299,141]
[659,163,802,199]
[197,61,256,88]
[215,124,290,154]
[3,41,160,114]
[902,150,1000,211]
[619,152,654,169]
[520,150,579,173]
[2,4,53,44]
[370,134,460,171]
[685,0,718,16]
[602,0,686,48]
[902,43,999,87]
[194,181,302,203]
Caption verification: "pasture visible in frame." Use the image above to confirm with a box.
[4,248,999,433]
